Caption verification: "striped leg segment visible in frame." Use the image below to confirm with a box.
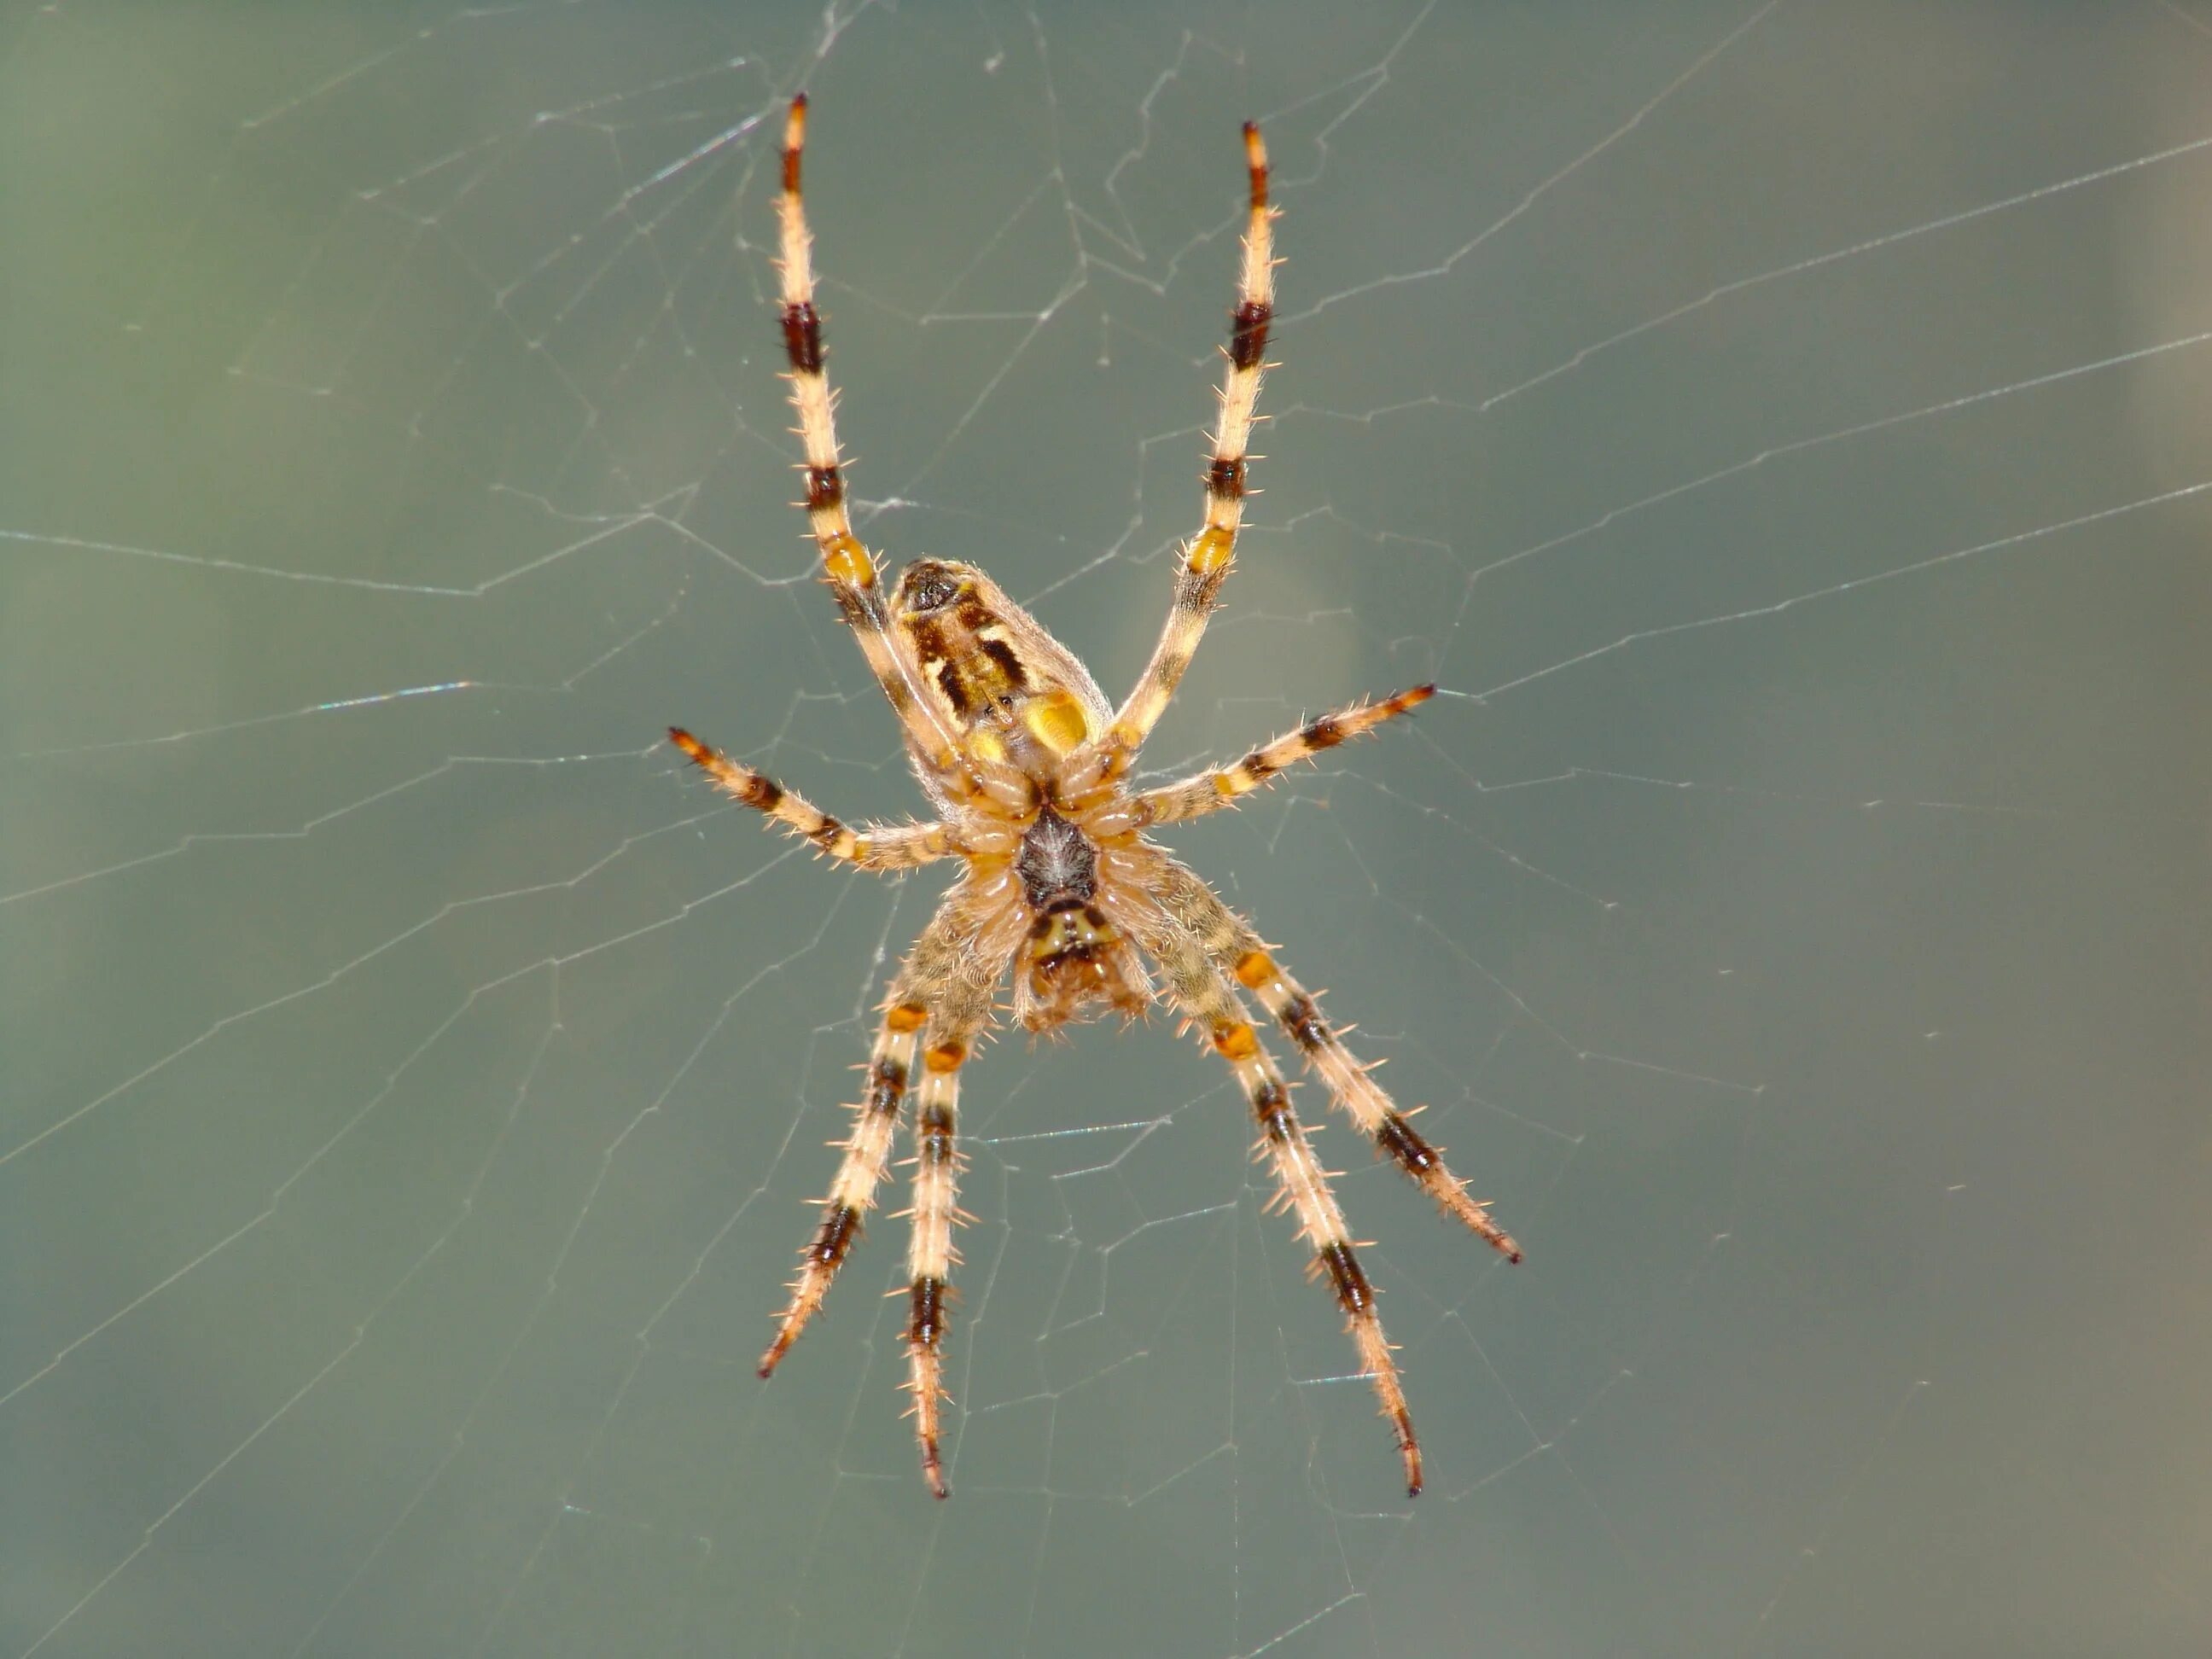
[1135,684,1435,828]
[1237,946,1521,1262]
[1153,859,1521,1263]
[903,1033,970,1499]
[1237,1027,1422,1495]
[1121,885,1424,1495]
[880,876,1013,1498]
[759,1001,926,1377]
[1105,121,1277,764]
[775,96,974,792]
[760,873,1013,1387]
[669,727,952,871]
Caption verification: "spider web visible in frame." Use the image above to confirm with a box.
[5,2,2209,1654]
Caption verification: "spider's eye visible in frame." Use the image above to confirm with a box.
[896,560,967,614]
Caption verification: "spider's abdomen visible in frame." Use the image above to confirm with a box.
[1019,900,1148,1033]
[890,559,1112,783]
[1027,901,1115,987]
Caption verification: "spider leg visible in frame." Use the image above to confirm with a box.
[775,96,978,795]
[669,727,952,872]
[1151,856,1522,1263]
[758,875,1013,1381]
[759,1002,922,1377]
[1116,879,1425,1496]
[890,874,1019,1497]
[903,1026,971,1499]
[1133,684,1434,829]
[1102,122,1275,768]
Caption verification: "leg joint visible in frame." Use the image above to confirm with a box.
[1249,1077,1293,1142]
[1279,992,1327,1053]
[808,1204,862,1267]
[1315,1240,1372,1316]
[864,1057,908,1115]
[907,1276,948,1348]
[781,302,824,374]
[1375,1110,1437,1174]
[1229,301,1272,371]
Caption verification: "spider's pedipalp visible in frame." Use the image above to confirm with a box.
[669,727,953,871]
[1104,120,1276,767]
[1133,684,1435,829]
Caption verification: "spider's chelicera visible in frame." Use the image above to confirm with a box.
[671,96,1518,1499]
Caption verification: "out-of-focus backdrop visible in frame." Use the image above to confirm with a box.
[4,3,2207,1654]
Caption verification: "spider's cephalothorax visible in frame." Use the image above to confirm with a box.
[887,558,1149,1028]
[670,96,1520,1501]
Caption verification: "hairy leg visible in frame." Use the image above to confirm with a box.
[670,727,952,871]
[1148,855,1521,1261]
[1102,122,1277,767]
[1115,877,1427,1495]
[1132,685,1434,828]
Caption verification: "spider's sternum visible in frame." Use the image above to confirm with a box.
[1012,806,1097,911]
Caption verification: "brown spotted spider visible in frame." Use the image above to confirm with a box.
[670,96,1519,1499]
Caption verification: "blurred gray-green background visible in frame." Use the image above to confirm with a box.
[4,3,2208,1655]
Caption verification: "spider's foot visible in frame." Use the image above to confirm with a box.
[904,1276,955,1497]
[907,1347,951,1499]
[1367,1106,1524,1263]
[759,1243,847,1377]
[1435,1180,1522,1264]
[1445,1191,1522,1263]
[1343,1288,1423,1496]
[1400,1429,1426,1499]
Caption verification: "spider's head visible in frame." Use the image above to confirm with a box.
[891,560,1113,783]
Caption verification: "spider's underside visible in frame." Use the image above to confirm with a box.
[670,96,1518,1499]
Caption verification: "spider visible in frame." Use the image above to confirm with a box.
[670,96,1519,1499]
